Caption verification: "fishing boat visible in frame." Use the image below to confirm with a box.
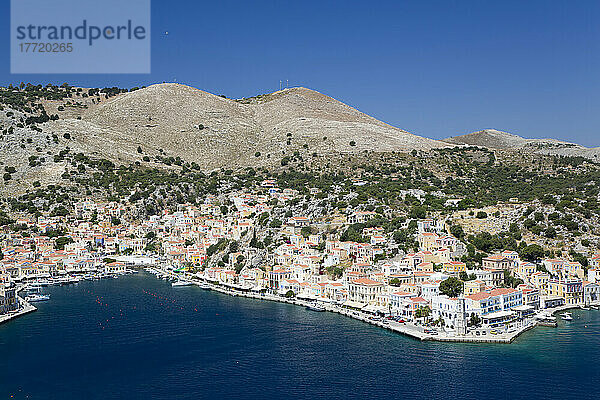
[54,276,71,285]
[26,293,50,302]
[26,283,44,291]
[172,280,193,287]
[561,312,573,321]
[535,314,557,327]
[306,304,326,312]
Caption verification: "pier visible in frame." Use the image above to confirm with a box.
[0,297,37,325]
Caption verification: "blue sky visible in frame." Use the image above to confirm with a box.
[2,0,599,146]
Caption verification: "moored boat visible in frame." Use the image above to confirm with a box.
[306,304,326,312]
[26,293,50,302]
[561,312,573,321]
[172,280,193,287]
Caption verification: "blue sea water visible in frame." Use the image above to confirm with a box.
[0,273,598,400]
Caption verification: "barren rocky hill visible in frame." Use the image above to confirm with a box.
[7,83,600,197]
[0,83,452,194]
[247,86,442,153]
[45,83,446,170]
[445,129,600,161]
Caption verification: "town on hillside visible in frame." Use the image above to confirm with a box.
[2,178,599,341]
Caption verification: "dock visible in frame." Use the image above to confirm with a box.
[0,298,37,325]
[187,278,545,344]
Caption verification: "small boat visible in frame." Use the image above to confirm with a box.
[56,277,71,285]
[306,304,326,312]
[198,282,211,290]
[561,312,573,321]
[172,280,193,287]
[580,306,590,310]
[591,305,599,310]
[26,293,50,302]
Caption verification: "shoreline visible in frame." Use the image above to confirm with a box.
[147,268,560,344]
[0,298,37,326]
[4,271,596,344]
[198,281,537,343]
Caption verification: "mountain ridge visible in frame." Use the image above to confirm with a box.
[444,129,600,160]
[45,83,448,170]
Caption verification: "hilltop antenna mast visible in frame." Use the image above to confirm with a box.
[286,79,289,88]
[280,80,282,91]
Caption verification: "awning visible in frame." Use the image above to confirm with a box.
[297,293,317,300]
[318,297,334,303]
[483,310,514,320]
[512,305,533,312]
[343,300,368,309]
[362,304,381,313]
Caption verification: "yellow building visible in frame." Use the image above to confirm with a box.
[530,272,549,295]
[442,261,466,275]
[548,278,583,305]
[464,279,486,295]
[418,232,438,252]
[564,261,585,279]
[515,262,536,281]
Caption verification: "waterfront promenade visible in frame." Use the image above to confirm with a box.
[148,267,560,344]
[0,298,36,325]
[203,282,540,343]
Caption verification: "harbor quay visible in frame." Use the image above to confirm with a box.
[2,198,600,343]
[146,266,598,344]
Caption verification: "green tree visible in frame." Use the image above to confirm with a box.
[409,205,427,219]
[300,226,313,238]
[468,313,481,327]
[545,226,557,238]
[519,244,544,262]
[415,306,431,319]
[439,277,464,298]
[450,224,464,239]
[55,236,74,250]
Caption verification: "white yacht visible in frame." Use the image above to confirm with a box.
[306,303,326,312]
[172,280,193,287]
[26,293,50,302]
[561,312,573,321]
